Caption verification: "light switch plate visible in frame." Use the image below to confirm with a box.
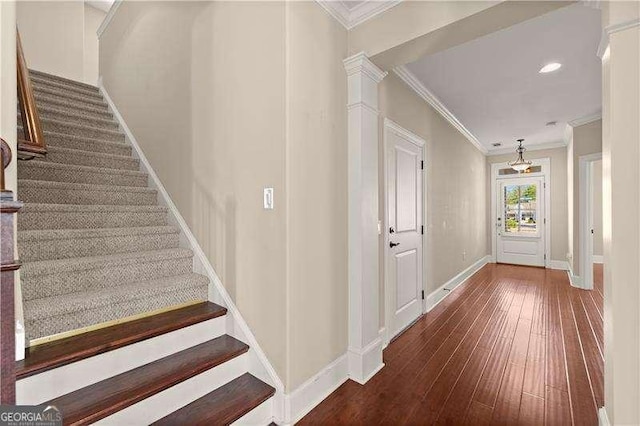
[264,187,274,209]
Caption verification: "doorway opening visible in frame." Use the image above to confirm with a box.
[579,153,603,290]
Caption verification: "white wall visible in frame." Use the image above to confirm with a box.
[17,1,105,84]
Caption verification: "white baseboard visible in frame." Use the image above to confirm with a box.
[598,407,610,426]
[98,81,284,420]
[566,266,584,289]
[348,337,384,385]
[426,255,490,312]
[548,260,570,270]
[593,255,604,264]
[284,355,349,425]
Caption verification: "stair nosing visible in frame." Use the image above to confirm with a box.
[29,69,100,92]
[31,76,101,97]
[43,336,247,425]
[152,373,276,426]
[18,225,179,241]
[16,301,226,380]
[25,273,208,320]
[33,105,118,127]
[38,117,123,138]
[21,203,165,213]
[33,86,108,107]
[45,145,138,164]
[23,159,146,178]
[18,179,156,194]
[20,247,192,277]
[34,94,110,115]
[19,129,129,150]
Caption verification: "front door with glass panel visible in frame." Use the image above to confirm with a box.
[497,177,545,266]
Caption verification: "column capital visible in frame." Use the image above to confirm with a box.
[343,52,387,82]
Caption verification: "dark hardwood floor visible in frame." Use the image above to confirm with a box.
[300,263,604,425]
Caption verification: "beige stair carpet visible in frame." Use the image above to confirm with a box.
[17,69,209,342]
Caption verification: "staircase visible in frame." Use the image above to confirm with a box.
[15,70,276,424]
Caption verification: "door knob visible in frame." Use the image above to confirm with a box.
[389,226,395,234]
[390,241,400,248]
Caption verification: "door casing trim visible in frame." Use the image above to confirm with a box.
[578,152,602,290]
[382,118,426,346]
[490,158,551,268]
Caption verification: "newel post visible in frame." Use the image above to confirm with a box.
[0,138,22,404]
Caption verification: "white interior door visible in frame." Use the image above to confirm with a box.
[387,129,423,340]
[496,177,545,266]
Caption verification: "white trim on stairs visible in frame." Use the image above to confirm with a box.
[426,255,491,312]
[98,80,285,423]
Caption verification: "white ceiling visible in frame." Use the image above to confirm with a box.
[405,4,602,153]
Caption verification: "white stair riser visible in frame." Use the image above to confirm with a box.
[17,316,226,404]
[231,399,274,426]
[95,354,248,425]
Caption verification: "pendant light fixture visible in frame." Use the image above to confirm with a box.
[509,139,532,172]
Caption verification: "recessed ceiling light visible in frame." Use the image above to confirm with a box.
[492,143,502,147]
[539,62,562,73]
[546,121,557,126]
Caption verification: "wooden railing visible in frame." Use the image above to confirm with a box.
[16,29,46,159]
[0,138,21,404]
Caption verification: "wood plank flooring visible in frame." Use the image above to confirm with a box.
[300,263,604,425]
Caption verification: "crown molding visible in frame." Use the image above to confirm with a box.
[315,0,402,30]
[344,52,387,82]
[97,0,122,39]
[568,112,602,128]
[487,139,567,156]
[597,18,640,59]
[393,65,488,155]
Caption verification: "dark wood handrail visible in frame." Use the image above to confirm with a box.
[0,138,22,404]
[16,29,46,159]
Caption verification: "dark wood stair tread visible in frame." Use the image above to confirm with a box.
[45,335,248,425]
[17,302,226,379]
[152,373,275,426]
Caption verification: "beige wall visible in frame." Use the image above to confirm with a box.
[568,119,602,275]
[1,1,17,194]
[101,0,348,391]
[379,72,488,316]
[17,1,104,84]
[487,147,568,263]
[592,160,602,257]
[83,5,106,85]
[286,1,349,390]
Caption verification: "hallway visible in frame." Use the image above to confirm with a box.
[300,264,604,425]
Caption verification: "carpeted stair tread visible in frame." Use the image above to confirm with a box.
[30,74,101,98]
[18,180,157,205]
[18,225,180,261]
[24,129,131,156]
[152,373,275,426]
[19,203,167,230]
[19,160,148,187]
[43,145,139,171]
[29,69,100,93]
[43,336,248,425]
[33,84,108,108]
[29,104,119,129]
[34,93,110,115]
[24,274,209,340]
[26,273,209,320]
[21,247,193,277]
[38,117,124,142]
[32,79,104,102]
[21,248,193,300]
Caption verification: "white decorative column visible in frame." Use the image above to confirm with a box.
[343,52,386,384]
[599,2,640,425]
